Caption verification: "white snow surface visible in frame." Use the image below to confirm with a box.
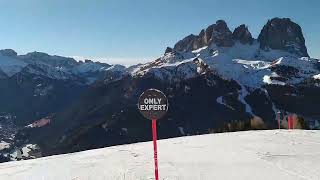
[0,130,320,180]
[313,74,320,80]
[0,141,10,151]
[263,75,286,86]
[238,84,255,115]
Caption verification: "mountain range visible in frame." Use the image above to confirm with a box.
[0,17,320,162]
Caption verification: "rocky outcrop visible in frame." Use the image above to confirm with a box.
[173,20,234,52]
[0,49,17,57]
[165,47,174,54]
[172,18,309,57]
[173,34,198,52]
[232,24,254,44]
[258,18,308,57]
[207,20,234,47]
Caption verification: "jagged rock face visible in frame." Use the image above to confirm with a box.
[173,20,234,52]
[165,47,174,54]
[204,20,234,47]
[258,18,308,57]
[173,34,198,52]
[232,24,254,44]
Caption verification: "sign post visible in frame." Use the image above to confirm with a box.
[152,118,158,179]
[138,89,168,180]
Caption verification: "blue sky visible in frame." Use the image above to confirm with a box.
[0,0,319,65]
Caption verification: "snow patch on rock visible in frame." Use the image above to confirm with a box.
[313,74,320,80]
[238,84,254,116]
[0,141,10,151]
[216,96,235,110]
[263,75,286,86]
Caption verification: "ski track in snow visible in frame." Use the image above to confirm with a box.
[0,130,320,180]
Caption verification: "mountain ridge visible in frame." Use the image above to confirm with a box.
[0,17,319,162]
[167,18,309,58]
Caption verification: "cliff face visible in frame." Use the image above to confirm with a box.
[173,20,234,52]
[232,24,254,44]
[258,18,309,57]
[172,17,309,58]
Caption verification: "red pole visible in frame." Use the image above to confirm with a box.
[288,115,292,129]
[152,119,159,180]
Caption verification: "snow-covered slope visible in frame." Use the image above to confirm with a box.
[130,18,319,90]
[131,42,319,88]
[0,130,319,180]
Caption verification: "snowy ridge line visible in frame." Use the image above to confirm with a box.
[131,42,319,89]
[0,51,126,83]
[1,41,318,86]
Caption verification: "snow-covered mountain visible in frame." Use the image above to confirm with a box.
[1,130,320,180]
[1,17,320,163]
[131,18,318,88]
[0,50,126,83]
[127,17,320,119]
[0,50,126,144]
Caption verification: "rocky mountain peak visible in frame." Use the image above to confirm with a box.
[173,20,234,52]
[232,24,254,44]
[215,20,229,31]
[258,18,308,57]
[0,49,18,57]
[210,20,234,47]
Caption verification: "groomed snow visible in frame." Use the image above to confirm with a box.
[0,130,319,180]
